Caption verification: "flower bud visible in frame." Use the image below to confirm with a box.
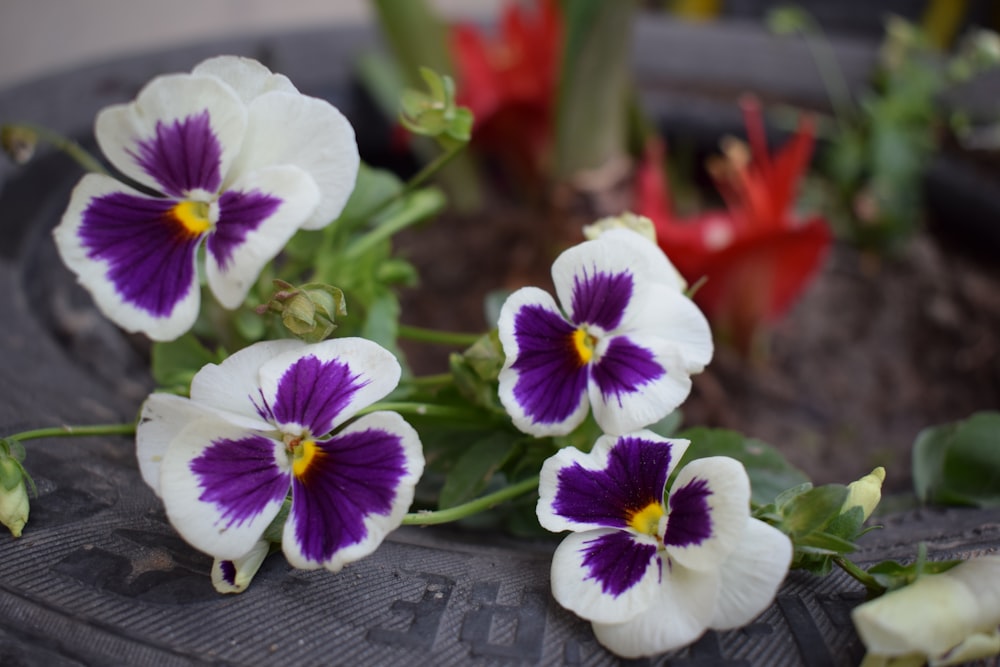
[583,212,657,244]
[0,456,29,538]
[843,466,885,521]
[258,280,347,343]
[399,67,473,150]
[211,540,270,594]
[1,125,37,165]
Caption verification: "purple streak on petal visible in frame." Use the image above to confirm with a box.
[190,435,290,528]
[553,435,673,528]
[664,477,713,548]
[271,355,369,437]
[580,530,658,597]
[130,111,222,198]
[80,191,200,317]
[290,428,408,564]
[250,389,274,422]
[570,267,634,330]
[206,189,281,271]
[591,336,665,404]
[510,304,589,425]
[219,560,237,586]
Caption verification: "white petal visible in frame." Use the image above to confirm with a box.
[281,411,423,571]
[592,560,720,658]
[664,457,751,572]
[227,91,359,230]
[95,73,247,193]
[588,331,692,436]
[189,338,305,424]
[636,284,714,373]
[191,55,298,102]
[160,419,289,560]
[204,164,320,309]
[597,228,687,292]
[137,393,218,496]
[550,529,661,624]
[211,539,271,594]
[710,518,792,629]
[258,337,402,436]
[52,174,201,342]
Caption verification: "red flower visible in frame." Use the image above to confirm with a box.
[450,0,561,178]
[638,97,831,354]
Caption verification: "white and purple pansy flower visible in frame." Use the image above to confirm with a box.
[136,338,424,572]
[497,229,712,437]
[537,432,792,658]
[54,56,360,341]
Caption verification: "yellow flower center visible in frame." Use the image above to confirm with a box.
[571,327,597,365]
[291,439,321,478]
[627,502,664,536]
[170,200,212,236]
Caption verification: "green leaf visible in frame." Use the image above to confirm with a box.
[151,334,219,392]
[781,484,849,539]
[677,427,811,506]
[438,433,519,509]
[867,557,962,592]
[261,498,291,544]
[913,411,1000,507]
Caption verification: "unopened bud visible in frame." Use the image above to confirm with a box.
[583,212,658,244]
[1,125,37,165]
[0,456,29,538]
[843,466,885,521]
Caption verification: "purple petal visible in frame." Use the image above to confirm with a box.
[510,304,589,426]
[570,267,634,331]
[580,531,659,597]
[591,336,665,404]
[289,428,408,564]
[664,476,713,548]
[129,110,223,197]
[190,435,290,529]
[80,191,200,317]
[205,188,281,271]
[270,354,369,436]
[553,435,673,528]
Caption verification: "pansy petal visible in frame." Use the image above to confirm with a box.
[211,539,271,594]
[95,73,246,196]
[205,164,320,308]
[282,411,423,571]
[259,337,402,436]
[592,562,720,658]
[190,339,306,424]
[597,228,688,292]
[589,332,688,435]
[160,420,289,560]
[537,432,688,533]
[53,173,201,341]
[191,55,298,102]
[636,285,714,373]
[227,91,359,230]
[497,287,590,436]
[551,236,640,333]
[663,457,751,572]
[550,529,661,624]
[710,518,792,630]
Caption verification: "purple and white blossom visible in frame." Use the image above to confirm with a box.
[497,229,712,437]
[54,56,359,341]
[137,338,423,572]
[537,431,791,658]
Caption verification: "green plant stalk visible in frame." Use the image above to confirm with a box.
[795,17,855,125]
[403,372,454,388]
[5,122,109,175]
[833,555,887,596]
[6,422,137,443]
[403,475,540,525]
[357,402,485,421]
[398,324,481,347]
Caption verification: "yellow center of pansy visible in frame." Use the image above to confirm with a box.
[627,502,664,536]
[291,439,321,478]
[170,200,212,236]
[571,327,597,365]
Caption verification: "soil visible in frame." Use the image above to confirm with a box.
[395,197,1000,494]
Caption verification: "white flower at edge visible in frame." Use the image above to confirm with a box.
[497,229,712,437]
[536,431,792,658]
[853,556,1000,667]
[54,55,359,341]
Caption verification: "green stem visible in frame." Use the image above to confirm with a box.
[5,123,110,176]
[398,324,481,347]
[403,372,454,388]
[7,422,136,443]
[798,19,855,125]
[358,143,464,224]
[833,556,886,596]
[357,401,485,421]
[403,475,540,525]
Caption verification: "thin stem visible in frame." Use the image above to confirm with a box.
[798,19,855,125]
[6,123,110,175]
[833,556,886,596]
[403,475,540,525]
[403,372,454,388]
[7,422,136,443]
[357,402,485,421]
[398,324,481,347]
[358,143,464,225]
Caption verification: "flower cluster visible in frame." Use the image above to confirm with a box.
[54,56,359,341]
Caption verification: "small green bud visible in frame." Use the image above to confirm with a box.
[399,67,474,150]
[765,6,811,36]
[583,212,658,244]
[258,280,347,343]
[0,456,29,538]
[1,125,38,165]
[843,466,885,521]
